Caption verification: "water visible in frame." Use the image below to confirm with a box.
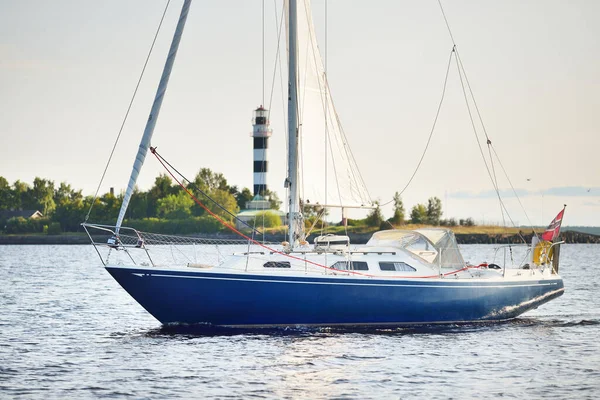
[1,244,599,399]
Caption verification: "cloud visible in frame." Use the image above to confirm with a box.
[449,186,600,199]
[583,200,600,207]
[449,189,526,199]
[542,186,600,197]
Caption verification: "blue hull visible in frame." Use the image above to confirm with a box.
[106,266,564,327]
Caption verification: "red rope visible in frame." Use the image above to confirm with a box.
[150,147,486,279]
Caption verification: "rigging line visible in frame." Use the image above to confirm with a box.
[454,50,506,229]
[487,141,506,229]
[438,0,515,236]
[324,0,329,225]
[326,107,345,217]
[453,54,496,194]
[437,0,456,46]
[455,52,508,236]
[455,53,516,237]
[455,50,491,142]
[277,1,288,137]
[321,65,370,205]
[267,1,285,118]
[381,47,455,207]
[310,0,369,204]
[269,0,288,241]
[325,0,328,72]
[335,103,371,203]
[453,55,527,243]
[85,0,172,222]
[151,148,263,236]
[304,207,326,238]
[490,145,540,238]
[276,1,288,240]
[298,24,312,219]
[335,109,372,203]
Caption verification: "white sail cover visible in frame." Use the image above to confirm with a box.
[285,0,372,208]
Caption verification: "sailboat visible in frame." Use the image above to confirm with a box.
[83,0,564,327]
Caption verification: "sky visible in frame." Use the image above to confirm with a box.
[1,0,599,226]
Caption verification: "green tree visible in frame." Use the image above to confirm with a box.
[233,186,254,210]
[263,189,282,210]
[31,177,56,215]
[0,176,15,210]
[147,174,176,217]
[53,199,86,231]
[53,183,86,231]
[390,192,405,225]
[190,168,239,219]
[251,211,282,228]
[193,168,229,193]
[410,204,428,224]
[53,182,80,206]
[203,189,240,221]
[426,197,443,225]
[157,191,194,219]
[365,203,384,227]
[460,217,475,226]
[87,191,122,222]
[12,180,34,210]
[128,186,148,220]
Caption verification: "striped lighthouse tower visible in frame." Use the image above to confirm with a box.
[251,106,272,196]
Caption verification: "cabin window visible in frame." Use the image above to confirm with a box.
[331,261,369,271]
[264,261,291,268]
[379,262,416,272]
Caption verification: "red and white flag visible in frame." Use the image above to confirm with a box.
[541,207,566,242]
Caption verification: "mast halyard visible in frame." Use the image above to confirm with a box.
[286,0,303,247]
[115,0,192,231]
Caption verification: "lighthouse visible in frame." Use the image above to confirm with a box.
[251,106,272,196]
[235,105,286,229]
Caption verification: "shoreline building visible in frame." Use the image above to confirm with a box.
[236,106,286,229]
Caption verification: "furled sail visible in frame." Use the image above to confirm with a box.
[115,0,192,230]
[285,0,372,209]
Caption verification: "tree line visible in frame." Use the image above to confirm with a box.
[0,170,476,235]
[0,169,280,234]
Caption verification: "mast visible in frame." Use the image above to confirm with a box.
[115,0,192,231]
[286,0,301,246]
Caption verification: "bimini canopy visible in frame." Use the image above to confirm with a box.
[367,229,465,269]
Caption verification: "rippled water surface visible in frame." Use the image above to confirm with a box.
[1,244,599,399]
